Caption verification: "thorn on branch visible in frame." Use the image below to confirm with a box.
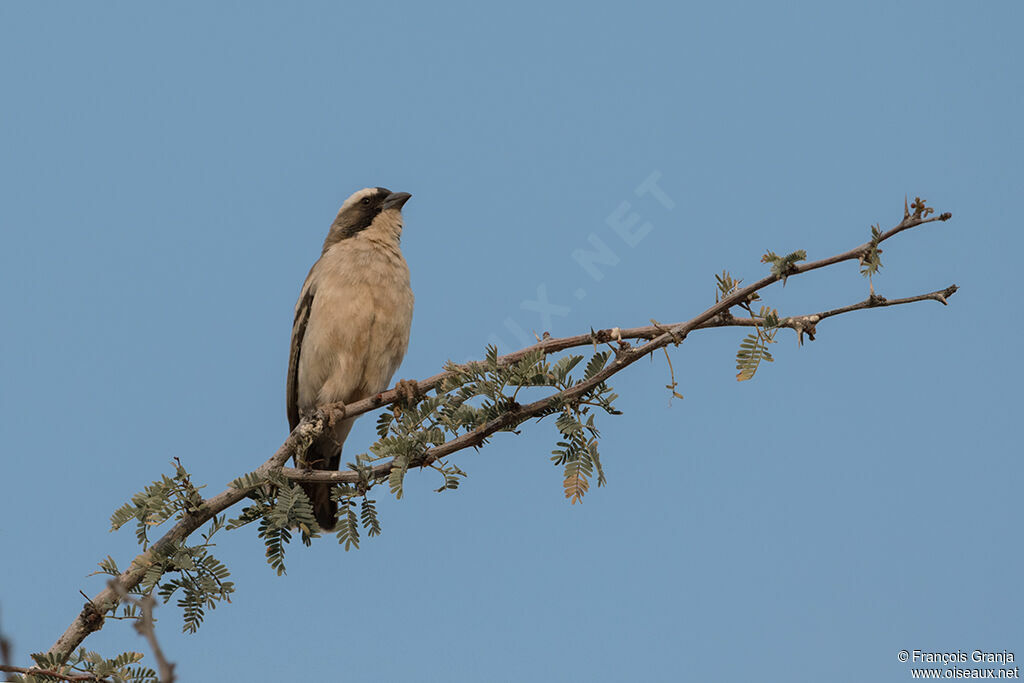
[786,315,819,346]
[650,318,684,346]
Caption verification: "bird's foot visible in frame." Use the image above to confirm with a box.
[394,379,422,410]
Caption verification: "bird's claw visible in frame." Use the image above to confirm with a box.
[394,379,421,409]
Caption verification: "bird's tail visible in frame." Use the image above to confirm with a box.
[301,481,338,532]
[299,438,342,532]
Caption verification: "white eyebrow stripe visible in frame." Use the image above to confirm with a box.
[338,187,385,213]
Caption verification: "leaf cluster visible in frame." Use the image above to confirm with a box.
[551,403,607,504]
[109,461,205,549]
[761,249,807,284]
[20,649,156,682]
[327,484,383,552]
[715,269,785,382]
[450,346,620,502]
[225,472,319,575]
[735,306,780,382]
[99,514,235,635]
[356,345,621,505]
[112,343,621,609]
[201,345,622,576]
[860,224,884,279]
[714,270,741,304]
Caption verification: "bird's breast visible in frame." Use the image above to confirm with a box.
[298,239,413,410]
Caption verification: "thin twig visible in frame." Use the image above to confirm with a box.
[816,284,959,320]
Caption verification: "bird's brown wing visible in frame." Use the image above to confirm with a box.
[286,278,316,432]
[287,264,344,530]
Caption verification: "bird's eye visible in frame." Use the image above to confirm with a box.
[361,198,371,205]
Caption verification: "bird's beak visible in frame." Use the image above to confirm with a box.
[382,191,412,211]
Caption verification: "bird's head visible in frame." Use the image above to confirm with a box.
[323,186,412,252]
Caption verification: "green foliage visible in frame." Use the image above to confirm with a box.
[387,456,410,499]
[360,498,382,537]
[375,410,394,437]
[584,351,611,381]
[102,342,624,644]
[551,354,584,382]
[24,649,156,682]
[155,547,233,634]
[860,224,884,278]
[110,461,205,550]
[228,470,268,491]
[715,270,740,303]
[736,306,780,382]
[353,345,621,506]
[719,263,789,383]
[227,475,319,576]
[432,462,466,493]
[106,465,236,634]
[335,498,360,550]
[761,249,807,284]
[265,481,319,541]
[550,402,608,504]
[140,519,235,634]
[258,519,289,576]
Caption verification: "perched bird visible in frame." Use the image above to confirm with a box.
[287,187,414,530]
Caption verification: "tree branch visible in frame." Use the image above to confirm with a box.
[47,421,325,660]
[280,282,957,485]
[281,210,953,430]
[46,206,954,661]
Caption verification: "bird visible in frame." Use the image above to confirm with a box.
[287,187,414,530]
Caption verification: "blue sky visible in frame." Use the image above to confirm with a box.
[1,2,1021,681]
